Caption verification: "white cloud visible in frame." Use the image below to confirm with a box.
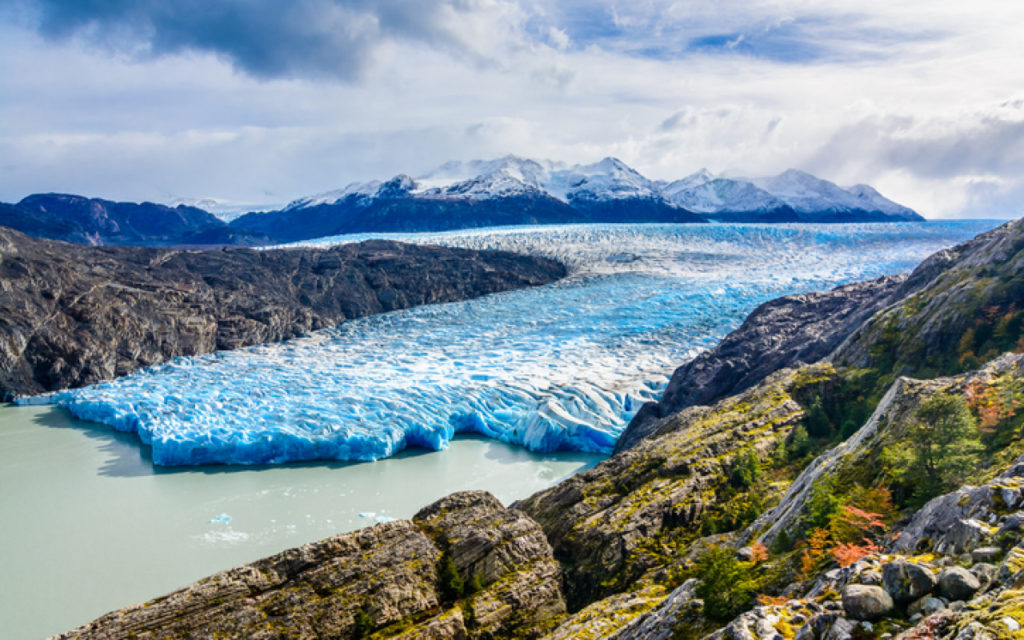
[0,0,1022,218]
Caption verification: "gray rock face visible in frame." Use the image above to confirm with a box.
[50,520,444,640]
[49,491,564,640]
[617,275,905,452]
[937,567,981,601]
[892,450,1024,555]
[881,560,936,604]
[413,492,566,637]
[841,585,894,621]
[0,227,565,398]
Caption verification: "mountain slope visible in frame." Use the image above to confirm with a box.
[0,227,565,398]
[2,158,920,248]
[231,157,708,243]
[4,193,270,246]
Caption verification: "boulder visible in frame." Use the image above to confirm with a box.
[841,585,894,621]
[907,595,946,618]
[972,547,1002,563]
[881,559,936,604]
[936,566,981,601]
[970,563,997,592]
[858,570,882,586]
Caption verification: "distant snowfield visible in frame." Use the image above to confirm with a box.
[25,221,1000,466]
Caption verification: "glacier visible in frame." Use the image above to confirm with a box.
[23,221,1000,466]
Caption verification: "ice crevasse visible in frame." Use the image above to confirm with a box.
[21,221,997,466]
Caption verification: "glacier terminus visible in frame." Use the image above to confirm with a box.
[21,221,997,466]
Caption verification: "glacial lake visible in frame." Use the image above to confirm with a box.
[1,220,1005,638]
[0,403,601,639]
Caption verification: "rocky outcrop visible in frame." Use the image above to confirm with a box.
[412,492,566,638]
[515,364,824,610]
[833,217,1024,377]
[0,227,566,398]
[892,462,1024,556]
[50,491,565,640]
[743,354,1024,549]
[618,276,906,452]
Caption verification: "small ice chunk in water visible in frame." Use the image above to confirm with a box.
[210,513,232,524]
[358,512,375,519]
[375,516,397,523]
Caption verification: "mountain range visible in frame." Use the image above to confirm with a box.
[0,157,921,247]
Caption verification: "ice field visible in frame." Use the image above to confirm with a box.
[24,221,1001,466]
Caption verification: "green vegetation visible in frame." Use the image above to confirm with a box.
[466,572,484,596]
[694,546,757,621]
[882,393,983,506]
[352,606,373,639]
[729,447,763,489]
[439,552,464,602]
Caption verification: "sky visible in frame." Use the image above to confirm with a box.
[0,0,1022,218]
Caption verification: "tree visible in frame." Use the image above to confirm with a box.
[805,398,832,438]
[352,606,373,639]
[439,552,464,602]
[695,546,757,621]
[730,447,762,489]
[883,393,982,505]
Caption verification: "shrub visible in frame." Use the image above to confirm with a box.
[352,606,373,638]
[695,546,757,621]
[882,393,982,506]
[439,552,464,602]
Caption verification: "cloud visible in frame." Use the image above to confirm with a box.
[9,0,529,80]
[1,0,1023,218]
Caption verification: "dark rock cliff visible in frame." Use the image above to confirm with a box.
[617,275,907,452]
[0,227,565,398]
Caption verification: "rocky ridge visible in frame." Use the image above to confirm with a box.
[49,491,565,640]
[0,227,565,398]
[619,275,908,453]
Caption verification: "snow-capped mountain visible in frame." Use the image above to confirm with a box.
[228,157,921,243]
[661,173,785,215]
[661,167,920,221]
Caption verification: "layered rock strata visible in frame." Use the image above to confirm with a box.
[0,227,565,398]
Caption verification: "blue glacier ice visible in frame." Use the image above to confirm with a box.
[22,221,1001,466]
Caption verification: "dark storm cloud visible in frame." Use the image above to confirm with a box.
[9,0,505,80]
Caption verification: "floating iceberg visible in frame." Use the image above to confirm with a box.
[25,221,997,466]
